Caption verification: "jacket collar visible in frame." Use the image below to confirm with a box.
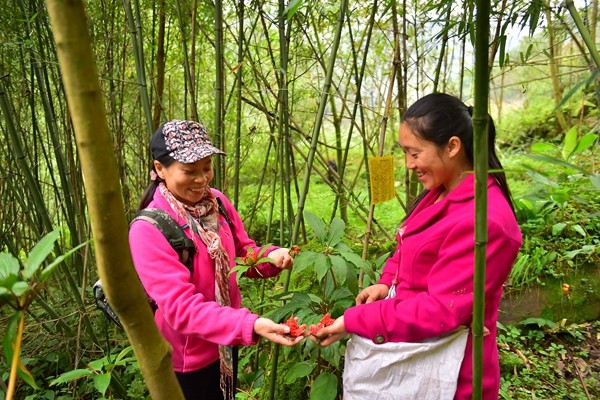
[401,173,494,237]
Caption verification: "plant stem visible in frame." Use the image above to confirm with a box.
[7,313,25,400]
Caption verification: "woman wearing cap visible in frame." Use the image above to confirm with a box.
[311,93,522,399]
[129,120,302,400]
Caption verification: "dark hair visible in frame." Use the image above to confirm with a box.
[403,93,515,215]
[137,154,175,211]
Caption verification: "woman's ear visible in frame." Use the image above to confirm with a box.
[153,160,165,180]
[447,136,462,158]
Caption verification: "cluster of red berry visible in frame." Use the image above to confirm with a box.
[283,313,335,337]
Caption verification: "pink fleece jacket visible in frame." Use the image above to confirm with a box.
[344,174,522,399]
[129,188,282,373]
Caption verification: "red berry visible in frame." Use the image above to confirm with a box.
[320,313,334,327]
[284,316,306,337]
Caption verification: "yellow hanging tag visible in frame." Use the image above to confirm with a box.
[368,155,395,204]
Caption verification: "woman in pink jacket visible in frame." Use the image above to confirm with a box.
[313,93,522,399]
[129,120,302,400]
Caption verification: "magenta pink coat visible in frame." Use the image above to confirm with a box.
[129,188,282,373]
[344,174,522,399]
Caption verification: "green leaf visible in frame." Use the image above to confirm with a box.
[93,372,111,396]
[304,211,326,243]
[530,142,558,155]
[561,126,578,161]
[50,369,94,386]
[11,281,29,297]
[292,250,319,274]
[326,218,345,246]
[0,252,20,288]
[40,240,90,282]
[571,224,586,237]
[283,0,303,21]
[310,371,338,400]
[284,361,314,384]
[16,357,41,390]
[345,263,358,294]
[552,223,567,236]
[572,133,598,155]
[88,357,109,371]
[328,255,347,285]
[265,302,305,322]
[519,318,557,329]
[329,286,353,303]
[590,174,600,190]
[23,228,60,280]
[3,311,23,366]
[313,253,330,281]
[115,346,134,364]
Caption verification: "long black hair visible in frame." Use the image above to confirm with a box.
[403,93,515,215]
[137,154,175,211]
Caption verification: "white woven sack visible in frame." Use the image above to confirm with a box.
[343,327,469,400]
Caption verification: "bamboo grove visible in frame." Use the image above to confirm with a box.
[0,0,598,398]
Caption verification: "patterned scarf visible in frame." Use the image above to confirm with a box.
[158,183,234,399]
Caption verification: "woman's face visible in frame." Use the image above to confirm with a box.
[155,156,214,206]
[398,123,458,192]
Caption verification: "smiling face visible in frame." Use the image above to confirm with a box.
[154,156,213,206]
[399,122,468,194]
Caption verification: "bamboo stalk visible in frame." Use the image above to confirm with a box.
[44,1,183,398]
[472,0,491,398]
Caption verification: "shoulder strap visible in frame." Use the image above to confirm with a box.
[132,209,196,272]
[216,196,233,227]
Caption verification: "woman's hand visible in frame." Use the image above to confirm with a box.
[310,316,347,347]
[254,317,304,346]
[355,283,389,305]
[267,248,294,270]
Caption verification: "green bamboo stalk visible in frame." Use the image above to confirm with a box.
[233,0,244,206]
[214,0,225,189]
[44,1,183,398]
[433,3,452,92]
[174,0,200,122]
[360,36,399,287]
[122,0,153,136]
[472,0,491,398]
[291,0,348,244]
[565,0,600,68]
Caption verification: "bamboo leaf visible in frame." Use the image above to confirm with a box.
[555,69,599,111]
[23,228,60,280]
[310,371,338,400]
[283,0,303,21]
[284,361,314,384]
[525,154,588,174]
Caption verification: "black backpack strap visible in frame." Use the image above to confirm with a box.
[132,209,196,271]
[216,196,234,227]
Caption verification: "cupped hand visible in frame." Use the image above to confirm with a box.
[355,283,389,305]
[267,248,294,270]
[254,317,304,346]
[309,316,347,347]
